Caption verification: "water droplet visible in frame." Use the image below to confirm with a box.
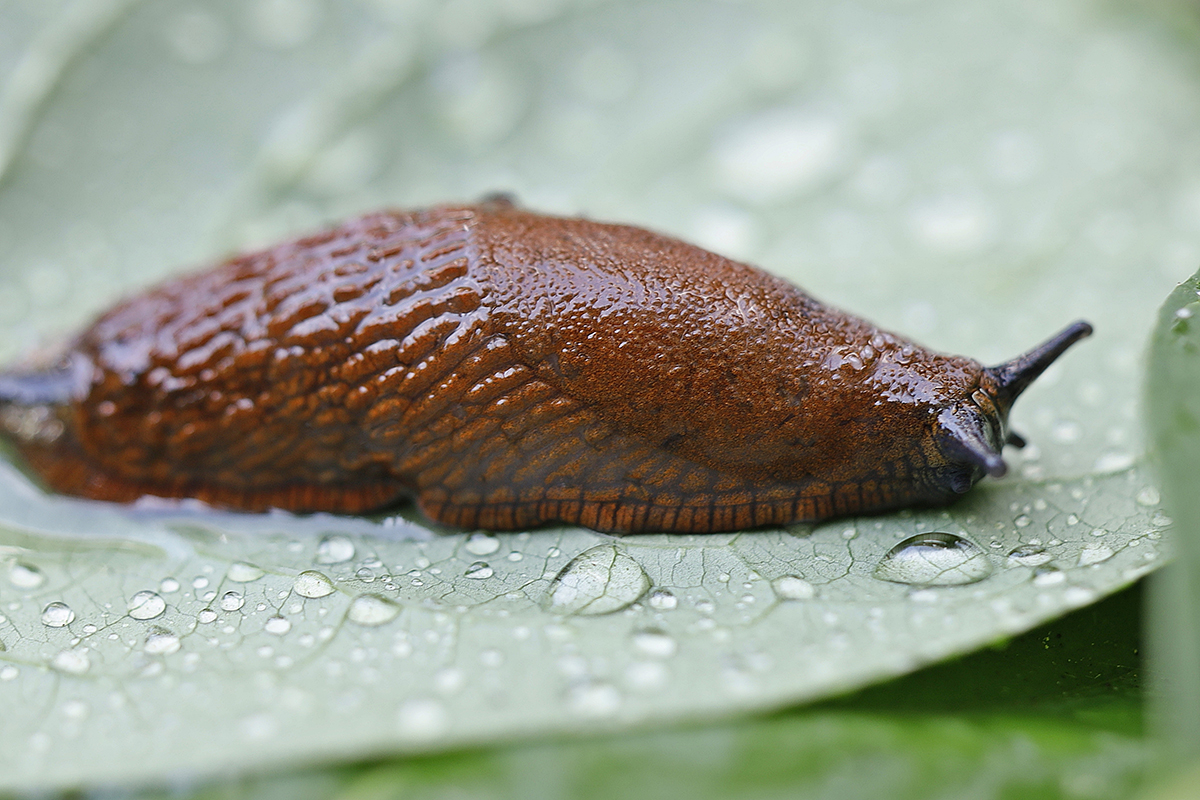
[128,590,167,620]
[355,567,376,582]
[9,562,45,589]
[464,532,500,556]
[348,594,400,626]
[1078,544,1115,566]
[873,532,993,587]
[1007,545,1053,567]
[227,562,265,582]
[545,546,650,615]
[464,562,493,580]
[197,608,218,624]
[41,601,75,628]
[396,699,448,740]
[0,665,17,680]
[293,570,335,598]
[144,627,181,655]
[219,591,245,611]
[773,575,815,600]
[52,648,90,674]
[1137,486,1161,506]
[264,616,292,635]
[631,628,677,659]
[316,534,355,564]
[567,681,622,717]
[648,589,678,611]
[160,577,181,593]
[1033,567,1065,586]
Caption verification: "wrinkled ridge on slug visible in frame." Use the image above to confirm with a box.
[0,203,1092,533]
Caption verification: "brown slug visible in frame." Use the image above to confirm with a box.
[0,199,1091,533]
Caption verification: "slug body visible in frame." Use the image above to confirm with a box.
[0,202,1091,533]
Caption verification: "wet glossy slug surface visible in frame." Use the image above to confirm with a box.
[0,203,1090,532]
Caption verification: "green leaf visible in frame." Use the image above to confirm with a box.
[0,0,1192,793]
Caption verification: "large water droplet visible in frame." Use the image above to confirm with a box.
[41,601,75,627]
[293,570,335,598]
[347,594,400,626]
[227,562,265,582]
[464,532,500,556]
[9,562,45,589]
[315,534,355,564]
[464,562,493,580]
[545,545,649,615]
[220,591,245,611]
[144,627,181,655]
[773,575,815,600]
[873,532,993,587]
[128,590,167,620]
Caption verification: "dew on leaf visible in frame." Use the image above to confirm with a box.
[1007,545,1053,567]
[1078,543,1115,566]
[631,628,678,659]
[1033,567,1066,586]
[567,681,622,717]
[128,590,167,620]
[219,591,245,611]
[159,578,180,593]
[227,562,265,582]
[873,532,993,587]
[52,648,89,674]
[9,562,45,589]
[464,532,500,555]
[772,575,815,600]
[41,601,75,627]
[315,534,355,564]
[464,562,493,580]
[0,665,17,680]
[196,608,217,624]
[293,570,335,599]
[144,627,180,655]
[396,698,448,740]
[544,545,650,615]
[648,589,678,610]
[347,594,400,626]
[264,616,292,635]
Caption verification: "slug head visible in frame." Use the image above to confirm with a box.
[928,320,1093,497]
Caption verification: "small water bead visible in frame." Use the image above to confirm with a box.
[227,562,265,582]
[264,616,292,635]
[347,594,401,626]
[159,578,181,593]
[873,532,993,587]
[355,567,376,582]
[0,665,17,680]
[41,601,75,627]
[1007,545,1053,567]
[293,570,335,598]
[396,699,448,741]
[220,591,245,611]
[567,681,622,717]
[315,534,355,564]
[544,545,650,616]
[507,551,523,562]
[9,562,45,589]
[144,627,181,655]
[1078,544,1115,566]
[464,533,501,556]
[197,608,218,624]
[52,648,90,674]
[464,562,493,580]
[631,628,678,659]
[1137,487,1161,507]
[1033,567,1066,586]
[772,575,815,600]
[128,590,167,620]
[648,589,678,611]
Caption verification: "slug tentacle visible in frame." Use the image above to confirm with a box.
[0,203,1092,533]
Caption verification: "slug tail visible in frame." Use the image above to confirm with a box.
[987,320,1093,410]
